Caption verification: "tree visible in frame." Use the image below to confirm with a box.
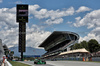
[70,43,82,50]
[88,39,100,53]
[70,39,100,52]
[80,41,89,51]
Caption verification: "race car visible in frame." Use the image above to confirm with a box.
[34,59,46,64]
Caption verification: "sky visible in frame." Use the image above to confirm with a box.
[0,0,100,48]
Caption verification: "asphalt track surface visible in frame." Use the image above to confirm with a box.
[19,61,100,66]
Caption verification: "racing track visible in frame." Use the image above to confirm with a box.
[19,61,100,66]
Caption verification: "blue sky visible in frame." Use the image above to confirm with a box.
[0,0,100,48]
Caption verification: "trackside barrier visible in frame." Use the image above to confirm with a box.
[5,59,12,66]
[1,63,4,66]
[92,57,100,61]
[46,57,97,61]
[1,59,12,66]
[55,57,83,61]
[47,57,100,61]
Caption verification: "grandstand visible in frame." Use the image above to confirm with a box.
[39,31,79,59]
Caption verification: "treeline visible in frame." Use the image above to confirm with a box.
[70,39,100,53]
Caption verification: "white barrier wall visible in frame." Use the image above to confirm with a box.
[4,59,12,66]
[0,39,4,62]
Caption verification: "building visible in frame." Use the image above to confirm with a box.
[39,31,79,59]
[58,48,90,58]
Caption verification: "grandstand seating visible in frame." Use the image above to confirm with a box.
[39,31,79,59]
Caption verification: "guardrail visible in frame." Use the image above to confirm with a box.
[1,59,12,66]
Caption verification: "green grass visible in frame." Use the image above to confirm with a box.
[9,61,31,66]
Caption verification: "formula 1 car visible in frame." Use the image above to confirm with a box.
[34,59,46,64]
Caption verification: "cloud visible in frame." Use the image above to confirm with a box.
[0,24,51,48]
[79,32,100,43]
[29,5,75,25]
[91,27,100,36]
[0,5,75,48]
[0,0,2,3]
[15,1,22,4]
[45,18,63,25]
[0,5,51,48]
[74,9,100,43]
[76,6,91,13]
[29,6,74,19]
[75,16,81,21]
[74,9,100,29]
[67,21,72,24]
[0,7,17,29]
[0,28,18,48]
[26,25,51,48]
[29,4,40,15]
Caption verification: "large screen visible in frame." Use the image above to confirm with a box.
[16,4,28,23]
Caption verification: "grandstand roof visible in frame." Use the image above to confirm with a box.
[59,48,89,56]
[39,31,79,47]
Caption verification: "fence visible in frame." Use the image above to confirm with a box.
[92,57,100,61]
[55,57,83,61]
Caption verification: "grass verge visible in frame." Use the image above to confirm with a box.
[9,61,31,66]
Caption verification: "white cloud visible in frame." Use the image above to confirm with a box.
[45,18,63,25]
[29,4,40,15]
[0,0,2,3]
[0,23,51,48]
[75,16,81,21]
[67,21,72,24]
[79,32,100,44]
[91,27,100,36]
[0,5,51,48]
[0,28,18,47]
[0,5,75,48]
[79,33,96,42]
[75,9,100,43]
[26,24,51,48]
[0,7,17,29]
[15,1,22,4]
[30,6,74,19]
[74,9,100,28]
[76,6,91,13]
[29,5,74,25]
